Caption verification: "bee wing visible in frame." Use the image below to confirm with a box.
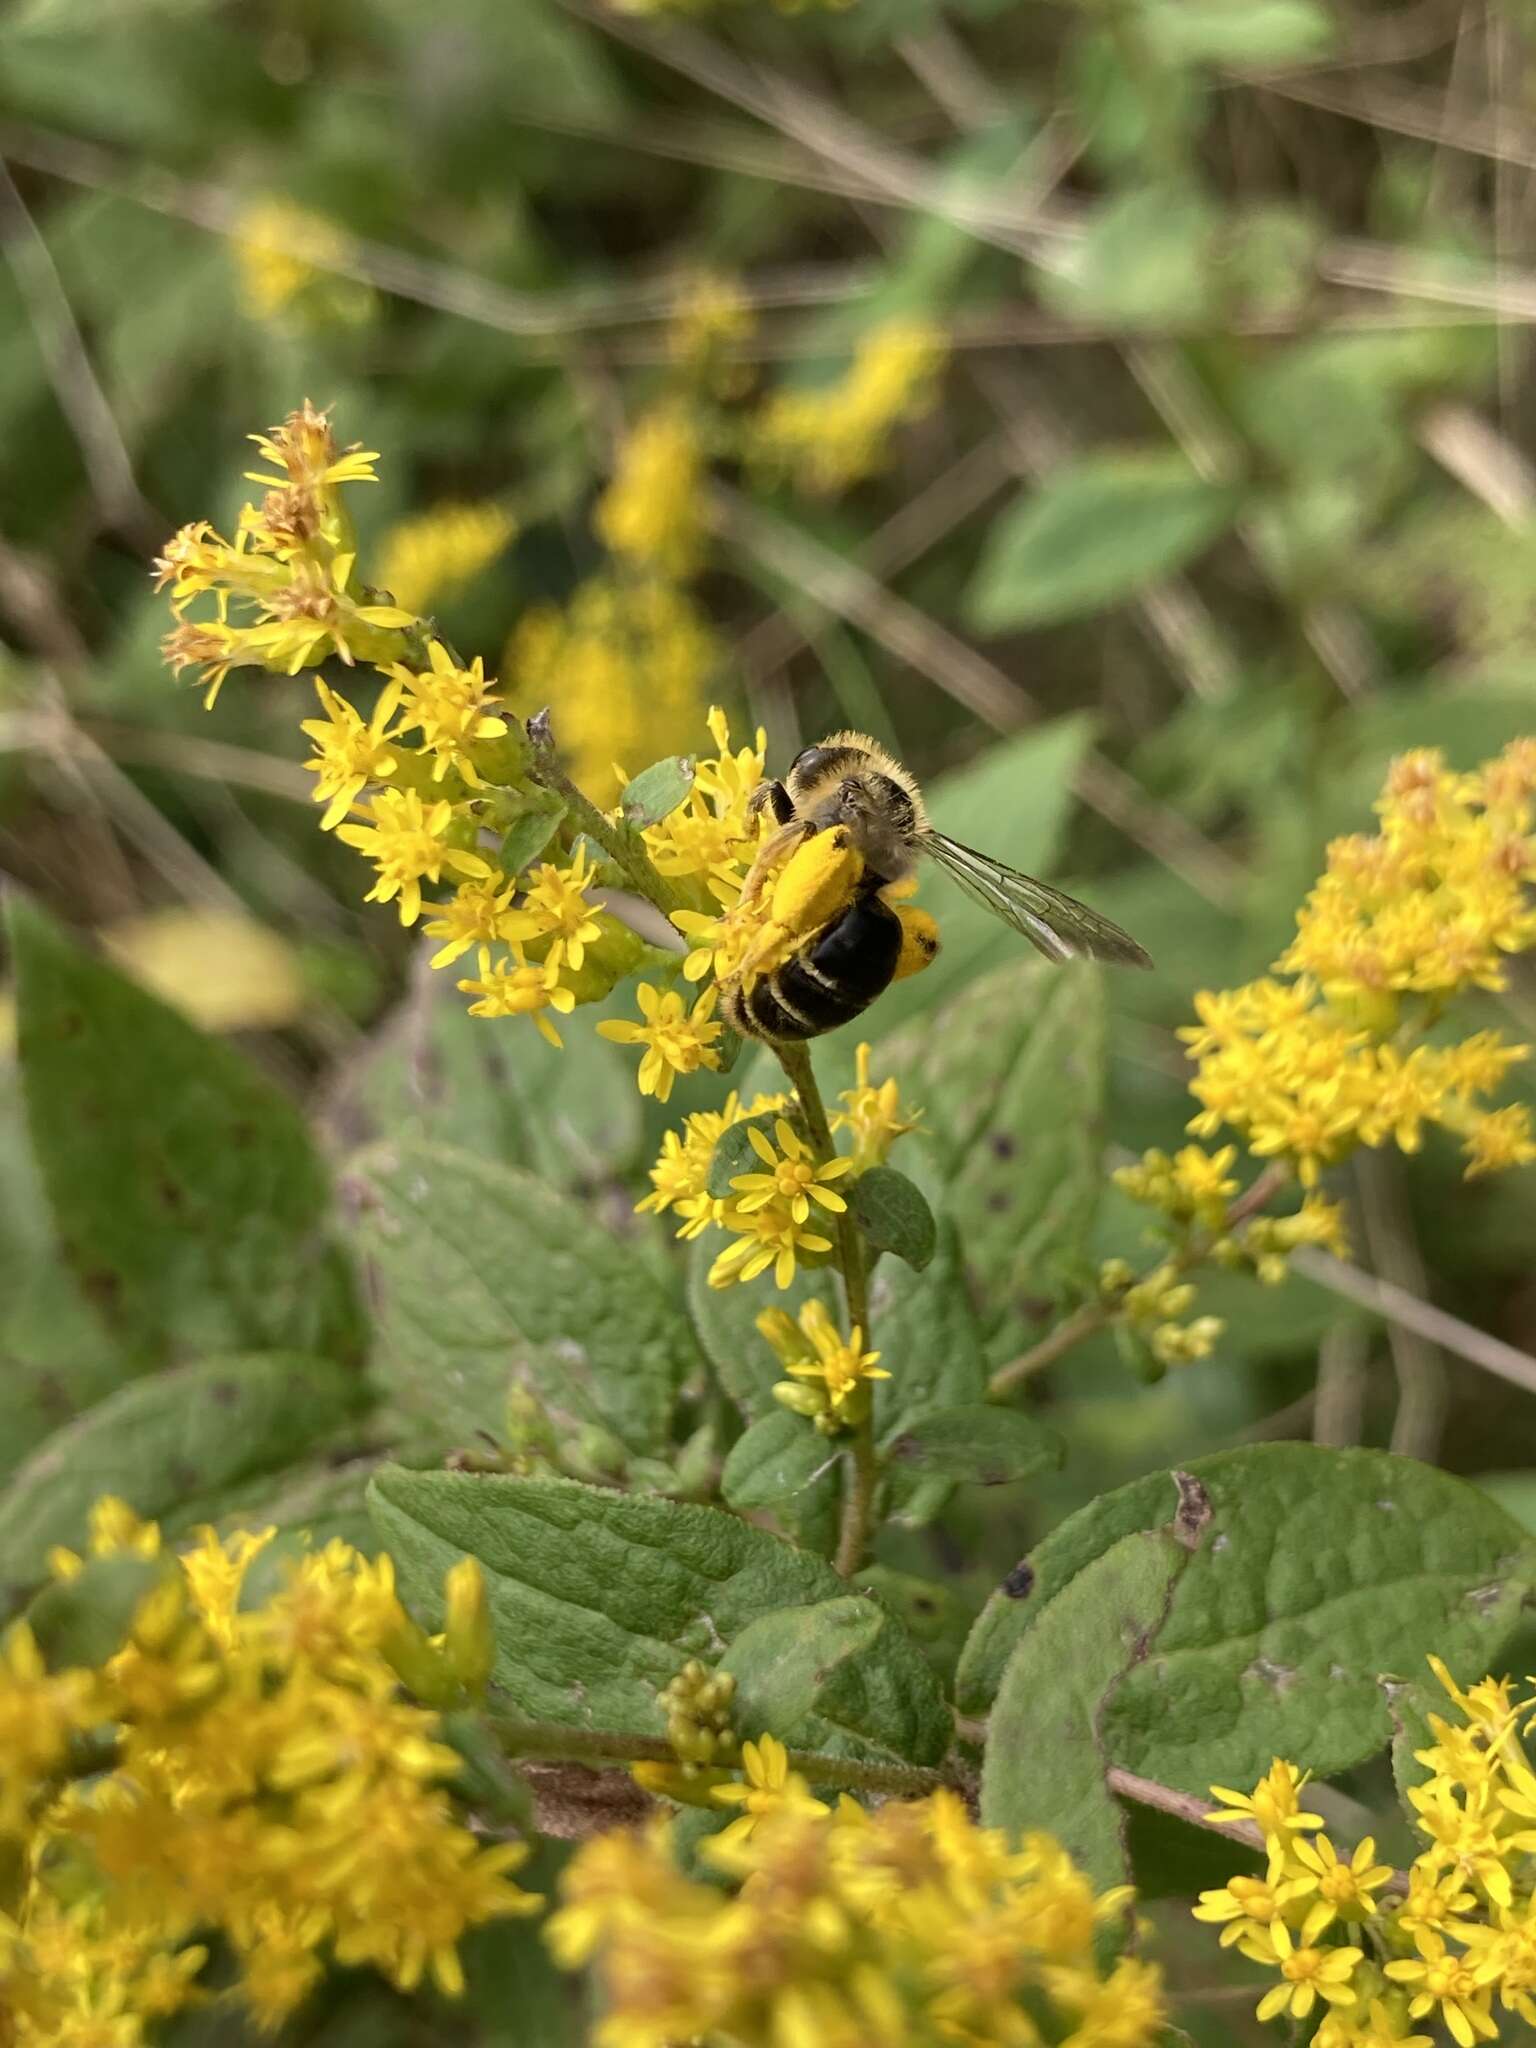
[920,832,1153,970]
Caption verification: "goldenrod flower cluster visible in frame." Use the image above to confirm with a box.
[1182,746,1536,1188]
[232,198,373,328]
[0,1499,537,2043]
[1195,1658,1536,2045]
[636,1039,922,1291]
[550,1779,1163,2048]
[155,402,415,701]
[508,573,720,803]
[375,499,518,617]
[751,322,948,492]
[762,1296,889,1430]
[160,405,664,1048]
[1106,1143,1352,1370]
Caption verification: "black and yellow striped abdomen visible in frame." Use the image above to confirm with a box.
[722,891,903,1042]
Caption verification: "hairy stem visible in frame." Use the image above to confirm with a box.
[773,1039,877,1578]
[523,707,687,913]
[490,1715,957,1798]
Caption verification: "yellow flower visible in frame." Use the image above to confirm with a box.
[635,1092,786,1238]
[753,321,947,492]
[597,982,723,1101]
[552,1787,1164,2047]
[709,1735,826,1847]
[0,1621,98,1837]
[336,788,494,926]
[1246,1921,1364,2022]
[389,642,509,787]
[1464,1104,1536,1176]
[708,1200,835,1292]
[300,674,404,828]
[1192,1869,1305,1949]
[779,1299,888,1425]
[728,1117,853,1225]
[1289,1833,1395,1938]
[457,952,576,1046]
[233,199,362,322]
[375,501,516,616]
[1208,1761,1325,1844]
[246,399,381,493]
[423,877,518,968]
[830,1041,922,1172]
[594,404,705,579]
[1407,1778,1515,1907]
[500,844,605,971]
[510,577,717,802]
[1384,1931,1499,2046]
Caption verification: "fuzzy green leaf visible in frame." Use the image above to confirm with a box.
[958,1445,1535,1792]
[878,958,1105,1363]
[721,1594,952,1766]
[499,797,567,877]
[706,1113,786,1200]
[721,1412,838,1510]
[26,1554,171,1670]
[333,977,641,1197]
[982,1530,1187,1891]
[8,899,360,1370]
[346,1139,697,1459]
[368,1467,933,1743]
[0,1353,365,1603]
[847,1166,935,1271]
[884,1404,1063,1486]
[966,454,1241,631]
[620,755,696,828]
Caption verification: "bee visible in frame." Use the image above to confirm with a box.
[720,731,1151,1042]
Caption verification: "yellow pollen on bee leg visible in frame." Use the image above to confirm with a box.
[893,906,940,981]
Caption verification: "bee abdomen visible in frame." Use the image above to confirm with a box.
[725,895,903,1042]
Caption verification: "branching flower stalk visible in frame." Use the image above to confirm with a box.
[155,403,921,1590]
[991,745,1536,1402]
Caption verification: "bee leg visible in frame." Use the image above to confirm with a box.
[747,778,797,827]
[739,817,812,906]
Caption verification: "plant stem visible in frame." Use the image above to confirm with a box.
[523,708,687,913]
[986,1161,1293,1401]
[773,1039,877,1578]
[489,1715,957,1798]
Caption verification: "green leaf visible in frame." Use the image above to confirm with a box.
[334,972,641,1197]
[957,1445,1535,1792]
[853,1565,976,1687]
[879,959,1105,1363]
[367,1466,933,1744]
[1145,0,1336,65]
[870,1219,990,1527]
[347,1139,697,1458]
[847,1166,935,1271]
[0,1352,365,1602]
[721,1413,839,1509]
[0,1068,131,1483]
[1388,1678,1440,1810]
[1042,186,1219,330]
[620,755,696,828]
[721,1594,952,1766]
[441,1710,536,1831]
[26,1554,170,1670]
[965,454,1241,631]
[982,1530,1187,1891]
[706,1113,785,1200]
[686,1250,839,1415]
[874,717,1093,1026]
[499,796,567,877]
[885,1405,1063,1487]
[8,899,359,1368]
